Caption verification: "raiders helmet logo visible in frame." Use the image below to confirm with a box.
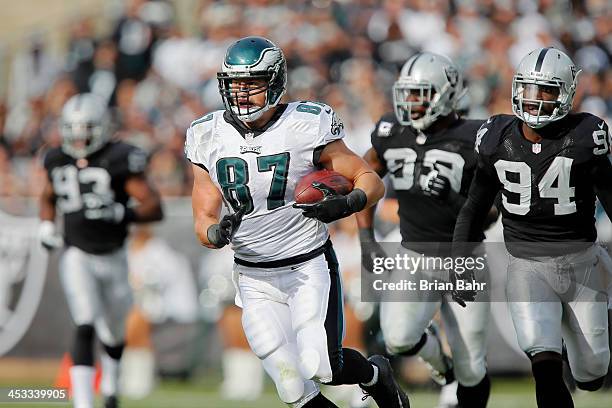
[570,65,578,80]
[445,66,459,86]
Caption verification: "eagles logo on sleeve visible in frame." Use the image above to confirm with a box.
[330,112,344,136]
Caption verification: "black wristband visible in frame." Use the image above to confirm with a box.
[206,224,227,248]
[358,228,376,242]
[346,188,368,213]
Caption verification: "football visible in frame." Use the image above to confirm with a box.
[294,169,353,204]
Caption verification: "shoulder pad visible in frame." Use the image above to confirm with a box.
[570,113,610,156]
[374,112,399,138]
[107,142,149,174]
[475,114,514,155]
[42,147,65,170]
[447,119,485,143]
[187,111,221,147]
[189,111,218,140]
[185,111,223,168]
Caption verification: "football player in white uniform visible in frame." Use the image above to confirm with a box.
[357,53,491,408]
[39,93,164,408]
[186,36,409,408]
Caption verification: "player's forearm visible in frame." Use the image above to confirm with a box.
[356,204,377,241]
[39,183,56,221]
[453,169,498,244]
[39,199,56,222]
[194,213,221,249]
[353,171,385,209]
[123,176,164,223]
[448,190,468,214]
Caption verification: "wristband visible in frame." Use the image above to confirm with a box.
[358,228,376,242]
[346,188,367,213]
[206,224,227,248]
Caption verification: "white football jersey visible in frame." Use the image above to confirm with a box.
[185,101,345,262]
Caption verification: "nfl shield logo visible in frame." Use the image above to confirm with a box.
[532,143,542,154]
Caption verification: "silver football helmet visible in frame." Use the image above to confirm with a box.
[217,36,287,123]
[512,47,581,128]
[60,93,110,159]
[393,52,463,130]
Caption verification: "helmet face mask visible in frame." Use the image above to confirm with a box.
[219,73,273,121]
[394,81,446,129]
[61,122,105,158]
[59,93,110,159]
[393,52,461,130]
[217,36,287,123]
[512,47,581,129]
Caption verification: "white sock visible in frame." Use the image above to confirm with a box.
[418,334,447,374]
[120,347,155,399]
[438,381,459,406]
[361,364,379,387]
[69,365,95,408]
[101,354,120,397]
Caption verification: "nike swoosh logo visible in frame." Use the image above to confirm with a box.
[325,108,331,114]
[487,117,493,124]
[598,121,605,130]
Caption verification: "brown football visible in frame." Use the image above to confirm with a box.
[294,169,353,204]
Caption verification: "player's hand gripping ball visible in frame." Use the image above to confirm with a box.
[293,170,367,224]
[294,169,353,204]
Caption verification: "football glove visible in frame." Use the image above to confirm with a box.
[449,269,477,308]
[421,169,451,201]
[293,182,367,223]
[207,206,247,248]
[38,220,64,250]
[359,228,388,274]
[84,203,126,224]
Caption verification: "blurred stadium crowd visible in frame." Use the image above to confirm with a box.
[0,0,611,201]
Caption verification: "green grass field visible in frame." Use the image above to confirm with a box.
[1,378,610,408]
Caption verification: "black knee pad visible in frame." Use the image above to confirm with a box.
[72,324,95,366]
[398,333,427,357]
[102,343,125,361]
[575,376,605,391]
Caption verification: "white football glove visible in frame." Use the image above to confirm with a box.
[38,220,64,250]
[84,203,125,224]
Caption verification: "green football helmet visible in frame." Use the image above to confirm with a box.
[217,36,287,122]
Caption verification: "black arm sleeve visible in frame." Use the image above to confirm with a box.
[449,190,468,214]
[453,166,500,246]
[592,156,612,219]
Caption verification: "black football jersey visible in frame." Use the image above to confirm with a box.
[371,113,485,247]
[44,141,147,254]
[475,113,612,243]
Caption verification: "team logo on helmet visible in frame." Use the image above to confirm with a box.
[444,66,459,87]
[570,65,579,81]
